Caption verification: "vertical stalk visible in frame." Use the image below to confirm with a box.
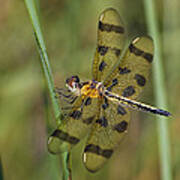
[143,1,172,180]
[24,0,71,179]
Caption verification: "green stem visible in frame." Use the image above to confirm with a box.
[24,0,71,179]
[62,152,72,180]
[143,1,172,180]
[24,0,60,121]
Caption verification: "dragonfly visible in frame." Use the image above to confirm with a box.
[48,8,171,172]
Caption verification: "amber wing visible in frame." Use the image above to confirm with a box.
[92,8,126,82]
[104,36,154,99]
[83,97,130,172]
[48,96,100,154]
[83,37,154,172]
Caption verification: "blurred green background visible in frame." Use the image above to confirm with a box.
[0,0,179,180]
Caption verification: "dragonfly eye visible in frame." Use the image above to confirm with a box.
[65,75,81,95]
[72,75,80,83]
[66,75,80,84]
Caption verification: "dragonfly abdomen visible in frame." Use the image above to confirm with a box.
[104,90,171,117]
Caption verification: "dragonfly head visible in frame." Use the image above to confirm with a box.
[65,75,81,96]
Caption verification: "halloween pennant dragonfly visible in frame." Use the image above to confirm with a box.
[48,8,171,172]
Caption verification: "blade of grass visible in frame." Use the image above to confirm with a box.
[62,152,72,180]
[24,0,59,121]
[143,1,172,180]
[24,1,71,179]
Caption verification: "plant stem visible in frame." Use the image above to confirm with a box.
[24,1,71,179]
[24,0,60,121]
[143,1,172,180]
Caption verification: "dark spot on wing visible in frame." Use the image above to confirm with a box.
[102,103,108,110]
[119,67,131,74]
[113,121,128,133]
[98,45,121,58]
[99,21,125,34]
[84,97,92,106]
[102,97,109,110]
[112,78,118,85]
[117,105,127,115]
[69,110,82,119]
[98,45,108,56]
[99,61,107,72]
[107,78,118,91]
[143,53,153,63]
[51,129,80,145]
[129,43,153,63]
[129,43,142,55]
[83,116,95,124]
[102,149,113,159]
[96,116,108,127]
[84,144,113,159]
[134,74,146,86]
[112,47,121,57]
[122,86,135,97]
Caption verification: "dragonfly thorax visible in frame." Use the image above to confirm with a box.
[66,75,104,98]
[80,80,104,98]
